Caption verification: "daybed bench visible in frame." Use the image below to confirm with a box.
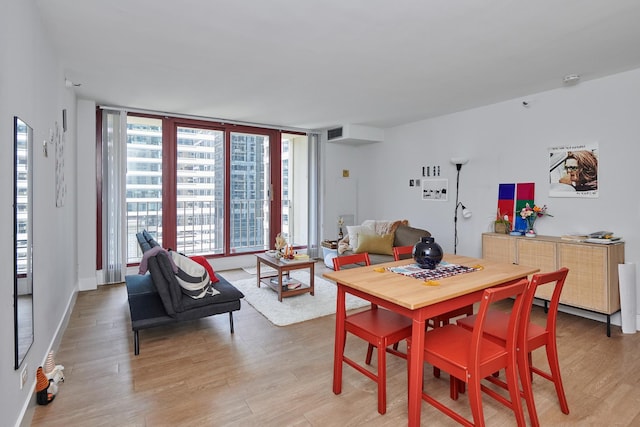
[125,230,244,355]
[336,220,431,265]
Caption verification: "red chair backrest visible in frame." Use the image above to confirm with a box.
[393,245,414,261]
[333,252,371,271]
[470,279,529,375]
[520,267,569,340]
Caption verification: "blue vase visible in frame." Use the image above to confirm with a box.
[412,236,443,269]
[526,217,537,237]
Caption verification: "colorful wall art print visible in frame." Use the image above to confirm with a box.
[422,178,448,201]
[497,182,535,232]
[549,143,599,198]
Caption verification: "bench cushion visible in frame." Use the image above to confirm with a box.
[180,275,244,311]
[125,274,174,329]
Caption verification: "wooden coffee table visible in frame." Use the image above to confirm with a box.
[255,253,315,302]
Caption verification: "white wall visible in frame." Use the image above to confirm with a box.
[324,67,640,326]
[320,140,374,240]
[1,1,79,425]
[77,100,97,290]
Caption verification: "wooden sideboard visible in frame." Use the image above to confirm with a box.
[482,233,625,336]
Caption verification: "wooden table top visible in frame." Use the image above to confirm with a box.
[256,252,315,268]
[323,254,539,310]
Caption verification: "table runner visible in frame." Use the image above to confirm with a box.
[386,261,478,281]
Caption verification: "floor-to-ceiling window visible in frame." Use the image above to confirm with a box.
[99,110,308,265]
[229,131,271,254]
[175,125,224,255]
[125,116,163,263]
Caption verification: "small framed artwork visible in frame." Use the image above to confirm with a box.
[62,109,67,132]
[422,178,448,201]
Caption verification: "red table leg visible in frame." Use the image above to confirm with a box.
[408,317,425,426]
[333,284,347,395]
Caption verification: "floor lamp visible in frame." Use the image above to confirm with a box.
[452,157,471,254]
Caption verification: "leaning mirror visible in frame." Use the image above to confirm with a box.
[14,116,34,369]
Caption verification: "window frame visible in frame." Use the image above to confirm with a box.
[96,109,302,268]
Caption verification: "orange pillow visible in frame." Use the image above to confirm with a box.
[189,255,219,283]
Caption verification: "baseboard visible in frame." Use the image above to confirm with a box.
[15,284,78,427]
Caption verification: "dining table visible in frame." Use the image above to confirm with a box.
[323,253,539,426]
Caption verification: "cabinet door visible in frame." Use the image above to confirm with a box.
[517,239,557,301]
[557,244,610,313]
[482,234,516,264]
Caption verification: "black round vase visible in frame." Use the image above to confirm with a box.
[412,236,443,269]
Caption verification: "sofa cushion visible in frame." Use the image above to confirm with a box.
[346,224,375,249]
[180,275,245,311]
[155,251,187,313]
[147,255,177,316]
[125,273,170,325]
[354,233,395,255]
[394,225,431,247]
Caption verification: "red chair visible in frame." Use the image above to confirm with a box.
[332,253,412,415]
[408,279,529,427]
[392,245,415,261]
[394,245,474,384]
[457,268,570,426]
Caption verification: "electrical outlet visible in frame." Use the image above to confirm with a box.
[20,364,28,390]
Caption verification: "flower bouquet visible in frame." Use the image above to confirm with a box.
[520,203,552,237]
[494,210,511,234]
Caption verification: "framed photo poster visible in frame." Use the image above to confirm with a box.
[422,178,448,201]
[549,142,599,198]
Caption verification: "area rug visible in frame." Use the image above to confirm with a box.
[224,271,369,326]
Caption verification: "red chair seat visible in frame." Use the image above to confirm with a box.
[421,325,509,374]
[346,309,413,345]
[458,311,548,349]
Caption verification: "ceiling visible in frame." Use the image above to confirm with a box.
[36,0,640,131]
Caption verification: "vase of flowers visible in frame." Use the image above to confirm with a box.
[493,210,511,234]
[337,217,344,240]
[520,203,552,237]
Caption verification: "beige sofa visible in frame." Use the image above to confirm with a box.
[336,220,431,265]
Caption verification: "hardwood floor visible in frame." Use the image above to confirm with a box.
[31,263,640,426]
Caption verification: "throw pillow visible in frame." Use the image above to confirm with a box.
[189,255,220,284]
[346,224,375,250]
[170,251,220,299]
[354,233,395,255]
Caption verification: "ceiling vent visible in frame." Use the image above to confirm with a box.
[325,124,383,145]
